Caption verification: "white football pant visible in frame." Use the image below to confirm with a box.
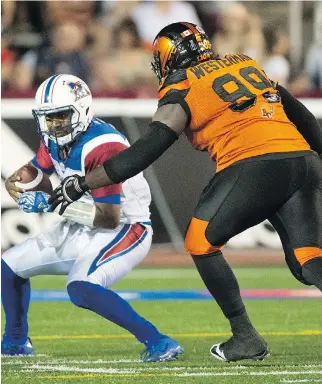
[2,220,152,288]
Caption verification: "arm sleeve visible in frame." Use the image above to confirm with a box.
[277,84,322,155]
[85,141,128,204]
[31,142,55,175]
[103,121,179,184]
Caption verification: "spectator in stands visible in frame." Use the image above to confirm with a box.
[289,1,322,96]
[262,26,290,87]
[99,1,139,30]
[86,1,140,62]
[1,0,16,89]
[91,18,156,94]
[305,43,322,90]
[1,1,16,31]
[131,1,202,50]
[43,1,101,27]
[192,1,220,39]
[12,23,89,91]
[212,2,264,63]
[1,30,16,90]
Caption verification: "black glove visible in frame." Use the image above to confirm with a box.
[48,175,89,215]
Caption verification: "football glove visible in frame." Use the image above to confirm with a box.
[18,191,51,213]
[48,175,89,215]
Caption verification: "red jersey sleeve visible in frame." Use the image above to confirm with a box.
[85,141,128,204]
[31,142,55,174]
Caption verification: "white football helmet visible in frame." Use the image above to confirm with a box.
[32,74,93,152]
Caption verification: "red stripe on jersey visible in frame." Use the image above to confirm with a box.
[84,142,128,171]
[36,142,54,170]
[98,223,146,263]
[85,141,128,199]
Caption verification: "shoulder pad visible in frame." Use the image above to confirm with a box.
[159,69,188,92]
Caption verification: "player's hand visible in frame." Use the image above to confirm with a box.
[48,175,89,215]
[5,172,25,202]
[18,191,51,213]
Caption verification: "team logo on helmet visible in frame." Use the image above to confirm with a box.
[151,22,214,83]
[65,80,90,102]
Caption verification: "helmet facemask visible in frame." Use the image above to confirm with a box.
[150,51,162,82]
[32,105,85,159]
[151,39,177,83]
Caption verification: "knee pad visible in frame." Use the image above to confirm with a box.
[185,217,224,255]
[67,281,92,309]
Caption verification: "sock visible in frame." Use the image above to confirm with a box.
[67,281,164,346]
[1,260,30,344]
[192,251,256,335]
[302,257,322,291]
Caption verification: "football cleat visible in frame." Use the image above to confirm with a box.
[1,337,34,356]
[140,337,184,363]
[210,335,269,363]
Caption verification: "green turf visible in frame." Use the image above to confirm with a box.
[30,266,305,290]
[2,267,322,384]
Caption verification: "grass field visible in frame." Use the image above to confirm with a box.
[2,266,322,384]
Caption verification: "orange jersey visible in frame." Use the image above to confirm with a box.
[158,54,311,172]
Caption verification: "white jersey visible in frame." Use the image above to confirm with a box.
[3,88,152,288]
[32,117,151,224]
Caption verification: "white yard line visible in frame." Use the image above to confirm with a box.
[5,358,322,381]
[281,380,322,383]
[25,365,142,374]
[19,364,322,376]
[1,359,140,365]
[177,372,322,377]
[4,359,322,370]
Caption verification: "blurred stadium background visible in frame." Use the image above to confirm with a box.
[2,0,322,264]
[2,2,322,382]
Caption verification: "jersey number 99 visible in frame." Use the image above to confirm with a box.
[212,66,272,112]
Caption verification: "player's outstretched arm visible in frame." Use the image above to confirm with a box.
[277,84,322,155]
[87,103,188,188]
[49,103,188,214]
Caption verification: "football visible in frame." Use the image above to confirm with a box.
[15,164,53,194]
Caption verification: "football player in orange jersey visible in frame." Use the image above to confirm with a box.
[50,22,322,363]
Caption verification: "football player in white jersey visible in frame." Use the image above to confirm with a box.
[2,74,183,362]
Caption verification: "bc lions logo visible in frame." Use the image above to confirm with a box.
[65,81,90,101]
[261,103,275,119]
